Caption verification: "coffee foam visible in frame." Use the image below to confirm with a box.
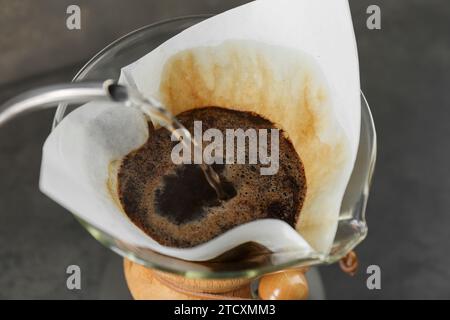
[117,107,306,247]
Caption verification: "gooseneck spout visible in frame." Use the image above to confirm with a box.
[0,79,230,200]
[0,80,127,127]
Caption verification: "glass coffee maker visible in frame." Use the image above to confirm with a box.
[0,16,376,299]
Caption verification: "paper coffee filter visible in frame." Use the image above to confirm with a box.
[40,0,360,261]
[144,40,353,253]
[123,0,360,152]
[120,0,360,252]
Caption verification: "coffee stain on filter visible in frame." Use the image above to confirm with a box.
[158,40,352,254]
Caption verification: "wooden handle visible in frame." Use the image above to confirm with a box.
[123,259,252,299]
[258,269,309,300]
[124,259,310,300]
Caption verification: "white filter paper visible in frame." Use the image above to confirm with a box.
[40,0,360,261]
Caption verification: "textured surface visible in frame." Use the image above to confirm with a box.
[321,0,450,300]
[0,0,449,299]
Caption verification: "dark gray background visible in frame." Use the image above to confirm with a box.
[1,0,449,299]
